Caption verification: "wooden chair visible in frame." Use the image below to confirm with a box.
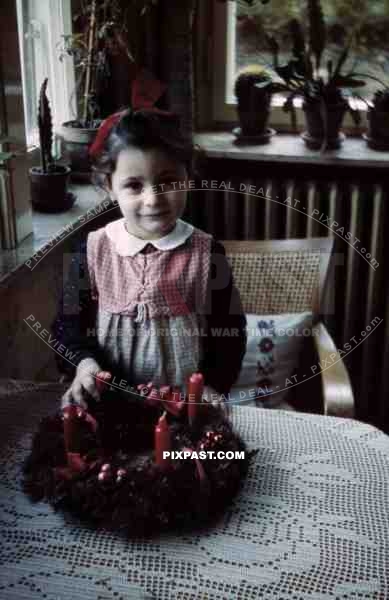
[222,238,354,418]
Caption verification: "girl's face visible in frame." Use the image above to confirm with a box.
[109,146,188,240]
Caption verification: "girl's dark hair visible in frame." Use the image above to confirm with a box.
[91,108,205,189]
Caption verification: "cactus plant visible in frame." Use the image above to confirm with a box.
[234,65,274,136]
[234,65,272,97]
[38,79,54,173]
[29,79,72,212]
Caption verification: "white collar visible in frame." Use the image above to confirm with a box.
[105,217,194,257]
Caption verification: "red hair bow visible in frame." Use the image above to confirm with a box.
[89,68,176,159]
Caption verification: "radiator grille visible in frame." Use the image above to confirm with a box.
[0,165,17,249]
[186,179,388,428]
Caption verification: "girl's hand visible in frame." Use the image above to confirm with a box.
[61,358,107,410]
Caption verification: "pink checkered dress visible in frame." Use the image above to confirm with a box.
[86,219,213,388]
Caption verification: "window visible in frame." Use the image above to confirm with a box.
[212,0,388,129]
[16,0,76,148]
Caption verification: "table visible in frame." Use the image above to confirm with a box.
[0,379,388,600]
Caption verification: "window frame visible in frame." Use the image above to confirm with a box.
[16,0,76,150]
[211,1,367,134]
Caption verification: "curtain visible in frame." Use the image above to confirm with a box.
[0,0,33,248]
[142,0,197,141]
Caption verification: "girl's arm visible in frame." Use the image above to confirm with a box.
[51,234,105,379]
[199,240,247,397]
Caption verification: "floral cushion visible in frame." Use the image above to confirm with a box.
[228,313,314,408]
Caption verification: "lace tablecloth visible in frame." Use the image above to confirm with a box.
[0,379,388,600]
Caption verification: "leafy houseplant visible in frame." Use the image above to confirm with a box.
[29,79,72,213]
[59,0,268,172]
[59,0,121,178]
[234,65,275,139]
[364,88,389,151]
[59,0,152,178]
[266,0,365,151]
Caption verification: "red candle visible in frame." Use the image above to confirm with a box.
[137,382,153,396]
[62,405,89,472]
[145,386,162,409]
[159,385,171,399]
[187,373,204,426]
[95,371,112,394]
[63,405,82,455]
[155,412,172,469]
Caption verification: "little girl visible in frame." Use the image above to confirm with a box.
[52,108,247,408]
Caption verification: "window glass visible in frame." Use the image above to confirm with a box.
[234,0,388,100]
[16,0,75,147]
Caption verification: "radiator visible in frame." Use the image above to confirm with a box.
[186,178,389,429]
[0,164,17,249]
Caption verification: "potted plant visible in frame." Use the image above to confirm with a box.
[59,0,120,178]
[59,0,149,178]
[266,0,365,151]
[233,65,277,142]
[364,88,389,151]
[29,79,73,213]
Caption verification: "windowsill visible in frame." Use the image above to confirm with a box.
[194,131,389,168]
[0,182,110,285]
[2,133,387,284]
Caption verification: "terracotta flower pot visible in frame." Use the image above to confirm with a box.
[302,101,347,150]
[59,121,100,181]
[237,88,272,137]
[365,109,389,150]
[29,165,73,213]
